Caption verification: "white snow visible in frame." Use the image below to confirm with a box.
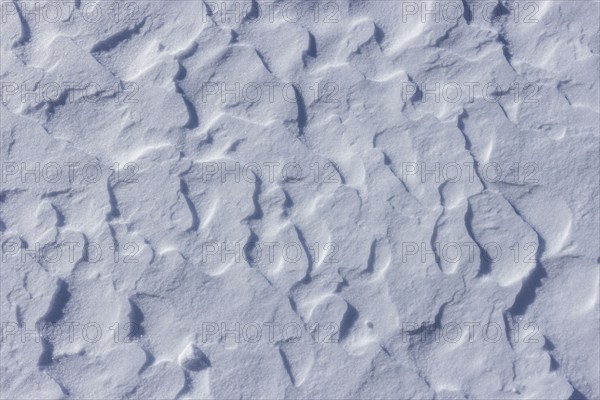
[1,0,599,399]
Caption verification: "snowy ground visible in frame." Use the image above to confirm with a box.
[1,0,599,399]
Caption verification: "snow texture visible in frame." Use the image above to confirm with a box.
[0,0,599,399]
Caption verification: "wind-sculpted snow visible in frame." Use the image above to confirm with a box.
[0,1,598,399]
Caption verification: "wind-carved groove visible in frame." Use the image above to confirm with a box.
[15,306,23,327]
[381,151,412,195]
[106,179,121,221]
[90,17,147,53]
[127,298,145,340]
[294,225,313,284]
[240,176,271,286]
[229,29,239,43]
[288,296,298,313]
[53,379,70,396]
[41,86,121,117]
[42,189,71,199]
[278,348,296,385]
[504,200,548,317]
[434,24,459,47]
[406,294,458,343]
[373,24,385,46]
[244,0,260,21]
[365,239,377,274]
[490,1,510,21]
[488,0,516,71]
[107,225,120,258]
[302,32,317,66]
[457,109,487,188]
[464,203,492,276]
[335,274,349,292]
[507,253,547,316]
[461,0,473,24]
[202,0,214,18]
[327,161,345,185]
[45,89,70,116]
[246,175,264,221]
[174,43,200,129]
[430,213,443,273]
[338,302,359,341]
[138,349,155,374]
[78,233,91,264]
[175,65,200,129]
[495,196,549,360]
[402,74,423,110]
[255,49,272,73]
[30,86,92,118]
[496,32,515,70]
[568,385,588,400]
[282,188,294,212]
[52,204,65,227]
[292,84,307,137]
[179,178,200,232]
[12,1,31,47]
[543,336,560,371]
[244,231,270,277]
[38,279,71,367]
[175,371,194,400]
[502,311,515,349]
[40,280,70,325]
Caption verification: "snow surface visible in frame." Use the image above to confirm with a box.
[1,0,599,399]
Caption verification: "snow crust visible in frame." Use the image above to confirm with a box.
[1,0,599,398]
